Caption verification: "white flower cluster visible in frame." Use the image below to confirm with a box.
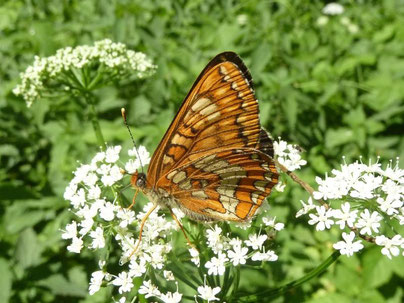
[274,138,307,171]
[298,158,404,258]
[13,39,156,106]
[203,222,280,276]
[62,145,284,302]
[322,2,344,16]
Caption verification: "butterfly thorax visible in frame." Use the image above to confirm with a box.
[130,171,178,209]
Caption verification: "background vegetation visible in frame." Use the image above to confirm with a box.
[1,0,403,302]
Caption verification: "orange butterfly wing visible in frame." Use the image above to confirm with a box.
[146,52,278,221]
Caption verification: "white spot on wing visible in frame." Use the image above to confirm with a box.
[192,97,211,112]
[191,190,208,199]
[172,171,187,184]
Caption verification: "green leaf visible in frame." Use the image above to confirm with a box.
[325,128,354,149]
[0,258,12,303]
[283,97,298,130]
[4,202,55,234]
[362,248,393,288]
[358,289,386,303]
[0,183,37,200]
[15,228,41,269]
[373,24,395,43]
[37,274,88,297]
[334,264,360,295]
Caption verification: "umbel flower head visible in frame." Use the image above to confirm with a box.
[62,145,284,302]
[13,39,156,106]
[298,157,404,258]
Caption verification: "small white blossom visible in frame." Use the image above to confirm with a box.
[252,249,278,262]
[332,202,358,229]
[163,270,175,281]
[273,139,287,157]
[262,216,285,230]
[189,247,200,266]
[274,181,286,192]
[67,237,83,253]
[355,209,382,236]
[227,245,249,266]
[160,291,182,303]
[87,185,101,200]
[377,195,402,216]
[61,221,78,239]
[89,271,105,295]
[138,280,161,298]
[99,202,116,221]
[70,188,86,209]
[333,232,364,256]
[275,139,306,171]
[64,182,77,201]
[308,206,334,231]
[205,252,228,276]
[116,208,136,228]
[296,197,316,217]
[128,146,151,166]
[198,285,221,302]
[112,271,134,294]
[375,235,403,259]
[245,234,267,250]
[129,259,147,277]
[206,226,226,253]
[89,227,105,249]
[78,217,94,236]
[105,146,121,163]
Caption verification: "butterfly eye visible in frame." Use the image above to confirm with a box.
[136,173,146,188]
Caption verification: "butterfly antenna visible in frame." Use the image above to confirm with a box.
[121,108,144,173]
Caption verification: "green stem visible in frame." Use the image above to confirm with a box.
[237,250,340,302]
[85,92,106,150]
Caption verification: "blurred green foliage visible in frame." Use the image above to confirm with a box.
[1,0,403,302]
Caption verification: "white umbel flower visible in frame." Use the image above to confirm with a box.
[322,3,344,15]
[333,232,364,256]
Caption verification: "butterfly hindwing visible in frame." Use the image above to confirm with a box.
[156,148,278,221]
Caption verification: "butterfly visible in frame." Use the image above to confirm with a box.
[127,52,279,247]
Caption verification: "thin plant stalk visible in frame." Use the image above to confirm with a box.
[85,92,106,150]
[237,251,340,301]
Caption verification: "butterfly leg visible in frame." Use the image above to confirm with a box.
[127,188,139,210]
[129,202,158,258]
[168,207,198,252]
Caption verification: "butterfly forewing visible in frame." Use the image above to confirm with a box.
[147,52,260,185]
[144,52,278,222]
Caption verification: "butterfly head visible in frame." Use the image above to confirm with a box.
[130,171,147,189]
